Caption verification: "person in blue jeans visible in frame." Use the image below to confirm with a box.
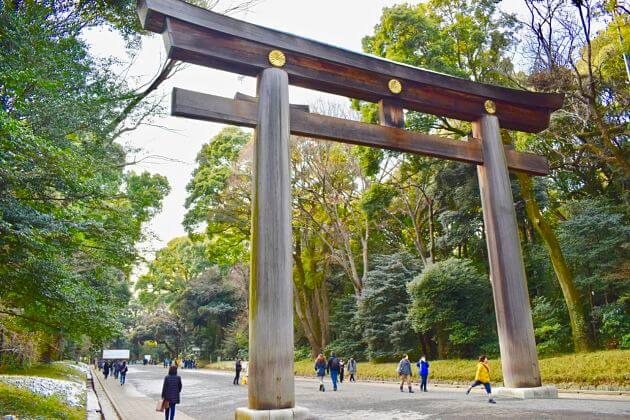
[416,355,429,392]
[119,361,128,385]
[327,352,341,391]
[162,366,183,420]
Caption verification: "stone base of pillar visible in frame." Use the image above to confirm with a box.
[494,385,558,399]
[235,406,310,419]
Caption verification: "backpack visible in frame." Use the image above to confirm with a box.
[330,357,339,369]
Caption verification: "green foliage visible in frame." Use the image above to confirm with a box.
[0,0,169,358]
[532,297,573,355]
[326,295,366,360]
[408,258,496,358]
[184,127,252,266]
[357,253,422,361]
[134,239,245,359]
[294,347,312,361]
[360,183,396,217]
[0,382,84,420]
[558,199,629,280]
[593,301,630,349]
[136,237,211,307]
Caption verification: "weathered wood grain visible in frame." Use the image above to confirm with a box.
[171,88,549,176]
[247,68,295,409]
[234,92,310,112]
[379,99,405,129]
[474,115,542,388]
[138,0,563,133]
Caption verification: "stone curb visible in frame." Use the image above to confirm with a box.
[90,367,123,420]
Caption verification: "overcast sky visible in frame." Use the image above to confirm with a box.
[85,0,523,266]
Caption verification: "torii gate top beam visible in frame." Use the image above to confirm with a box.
[138,0,562,133]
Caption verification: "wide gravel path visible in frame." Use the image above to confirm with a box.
[110,365,630,419]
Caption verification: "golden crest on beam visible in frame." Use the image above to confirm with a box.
[484,100,497,114]
[268,50,286,67]
[388,78,402,94]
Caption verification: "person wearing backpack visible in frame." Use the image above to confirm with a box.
[416,355,429,392]
[327,351,341,391]
[466,355,496,404]
[397,354,414,393]
[314,354,327,391]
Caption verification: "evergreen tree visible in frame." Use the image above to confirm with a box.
[357,253,422,361]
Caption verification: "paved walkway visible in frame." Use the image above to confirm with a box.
[100,365,630,419]
[92,366,195,420]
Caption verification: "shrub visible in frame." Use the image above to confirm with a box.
[408,258,496,358]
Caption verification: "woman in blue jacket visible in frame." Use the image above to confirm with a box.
[416,355,430,392]
[314,354,327,392]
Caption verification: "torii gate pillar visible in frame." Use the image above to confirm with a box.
[475,115,556,397]
[235,68,309,419]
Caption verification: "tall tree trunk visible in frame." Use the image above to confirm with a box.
[293,234,330,356]
[516,173,591,352]
[428,200,436,263]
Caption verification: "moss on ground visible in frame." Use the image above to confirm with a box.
[209,349,630,390]
[0,382,84,420]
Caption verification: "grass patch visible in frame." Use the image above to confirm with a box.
[208,350,630,390]
[0,362,84,383]
[0,382,84,420]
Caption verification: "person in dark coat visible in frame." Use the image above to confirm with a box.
[339,359,345,383]
[119,361,128,386]
[103,361,110,379]
[162,365,183,420]
[233,358,242,385]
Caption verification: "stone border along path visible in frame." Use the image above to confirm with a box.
[91,366,121,420]
[91,366,195,420]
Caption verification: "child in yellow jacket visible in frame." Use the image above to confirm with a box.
[466,355,496,404]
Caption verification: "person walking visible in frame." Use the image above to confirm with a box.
[162,365,183,420]
[339,359,345,383]
[113,361,119,380]
[327,351,341,391]
[119,361,128,385]
[466,355,496,404]
[416,355,429,392]
[347,357,357,382]
[314,354,327,392]
[103,361,110,379]
[233,358,242,385]
[397,354,414,393]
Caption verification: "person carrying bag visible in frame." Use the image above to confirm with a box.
[160,366,182,419]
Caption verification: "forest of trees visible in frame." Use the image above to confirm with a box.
[1,0,628,368]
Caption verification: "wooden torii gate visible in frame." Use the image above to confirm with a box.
[138,0,563,417]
